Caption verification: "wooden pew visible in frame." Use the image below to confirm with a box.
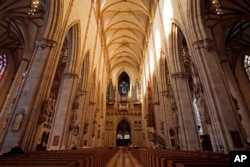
[131,148,229,167]
[167,159,229,167]
[175,162,229,167]
[0,160,81,167]
[0,147,118,167]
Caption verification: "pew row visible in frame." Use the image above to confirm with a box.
[0,147,118,167]
[131,148,229,167]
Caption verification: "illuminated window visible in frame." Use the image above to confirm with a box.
[0,53,7,80]
[16,71,27,96]
[244,55,250,80]
[124,131,130,139]
[117,131,123,139]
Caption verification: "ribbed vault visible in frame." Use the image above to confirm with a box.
[99,0,154,75]
[1,0,249,78]
[0,0,45,68]
[204,0,250,70]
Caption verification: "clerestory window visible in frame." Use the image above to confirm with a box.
[0,53,7,80]
[244,54,250,80]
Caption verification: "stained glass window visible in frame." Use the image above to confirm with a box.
[244,55,250,80]
[0,53,7,80]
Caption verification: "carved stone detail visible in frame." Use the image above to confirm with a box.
[36,38,57,49]
[192,39,214,51]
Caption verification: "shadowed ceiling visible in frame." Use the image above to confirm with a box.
[0,0,45,70]
[204,0,250,70]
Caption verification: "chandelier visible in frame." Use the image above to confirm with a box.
[212,0,223,15]
[28,0,40,15]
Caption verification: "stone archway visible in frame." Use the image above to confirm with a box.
[116,120,131,146]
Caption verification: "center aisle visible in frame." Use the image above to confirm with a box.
[104,147,143,167]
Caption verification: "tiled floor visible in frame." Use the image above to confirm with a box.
[105,148,143,167]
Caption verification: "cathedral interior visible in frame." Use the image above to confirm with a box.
[0,0,250,155]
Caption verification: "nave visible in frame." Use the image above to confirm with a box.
[104,147,143,167]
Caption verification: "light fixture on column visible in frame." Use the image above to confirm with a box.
[212,0,223,15]
[28,0,40,15]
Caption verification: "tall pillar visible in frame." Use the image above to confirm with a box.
[78,90,88,147]
[87,102,96,146]
[193,39,245,152]
[220,59,250,139]
[168,24,200,151]
[171,72,201,150]
[0,38,57,154]
[47,73,78,150]
[159,56,175,149]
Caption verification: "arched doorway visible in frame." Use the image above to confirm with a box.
[116,120,131,146]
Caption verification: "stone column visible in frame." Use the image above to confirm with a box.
[192,40,222,152]
[78,90,88,147]
[47,73,78,150]
[80,90,94,147]
[159,56,175,149]
[171,72,200,150]
[220,59,250,139]
[168,25,200,151]
[193,39,245,152]
[0,38,57,154]
[87,101,96,146]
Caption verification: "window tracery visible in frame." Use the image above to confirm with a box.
[0,53,7,80]
[244,54,250,80]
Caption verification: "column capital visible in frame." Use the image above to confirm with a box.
[63,73,79,78]
[192,39,214,51]
[171,72,188,79]
[79,90,88,96]
[36,38,57,49]
[21,58,30,64]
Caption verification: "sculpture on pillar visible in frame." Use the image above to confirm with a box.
[69,97,80,138]
[38,100,49,124]
[38,93,56,125]
[69,110,78,130]
[84,121,89,134]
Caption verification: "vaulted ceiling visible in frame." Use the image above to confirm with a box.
[98,0,156,75]
[204,0,250,70]
[0,0,45,70]
[1,0,249,75]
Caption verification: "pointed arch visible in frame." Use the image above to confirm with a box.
[116,119,131,146]
[41,1,64,40]
[79,49,90,91]
[64,22,81,75]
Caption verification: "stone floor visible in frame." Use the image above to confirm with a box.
[104,148,143,167]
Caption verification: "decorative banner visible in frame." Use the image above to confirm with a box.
[52,136,59,146]
[12,113,23,131]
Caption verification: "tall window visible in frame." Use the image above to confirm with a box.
[0,53,7,80]
[16,71,27,96]
[244,55,250,80]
